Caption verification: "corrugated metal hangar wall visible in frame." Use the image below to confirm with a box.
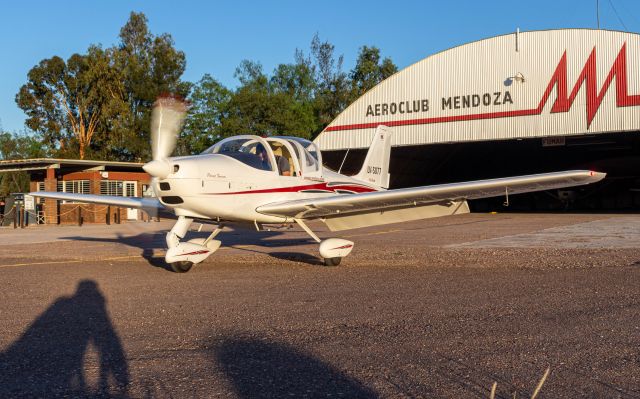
[316,29,640,210]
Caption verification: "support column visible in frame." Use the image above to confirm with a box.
[43,168,59,225]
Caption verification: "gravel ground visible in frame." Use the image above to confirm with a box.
[0,213,638,398]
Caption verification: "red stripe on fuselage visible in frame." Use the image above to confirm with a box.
[207,182,378,195]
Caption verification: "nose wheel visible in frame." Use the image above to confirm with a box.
[165,217,224,272]
[170,261,194,273]
[323,257,342,267]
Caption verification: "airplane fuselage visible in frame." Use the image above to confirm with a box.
[154,153,380,224]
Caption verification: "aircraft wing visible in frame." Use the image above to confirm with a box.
[29,192,164,210]
[256,170,605,220]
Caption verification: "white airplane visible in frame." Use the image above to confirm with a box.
[32,97,605,272]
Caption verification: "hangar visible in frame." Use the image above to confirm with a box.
[316,29,640,210]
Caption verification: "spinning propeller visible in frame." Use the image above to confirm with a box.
[143,96,188,179]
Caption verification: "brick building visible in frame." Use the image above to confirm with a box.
[0,159,153,224]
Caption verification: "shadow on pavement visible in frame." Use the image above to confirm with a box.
[62,226,320,268]
[267,251,324,265]
[0,280,129,398]
[215,337,378,398]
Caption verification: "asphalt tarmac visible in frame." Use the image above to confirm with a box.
[0,213,638,398]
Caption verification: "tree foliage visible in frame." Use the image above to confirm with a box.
[178,74,231,154]
[310,34,350,128]
[15,46,123,159]
[0,131,47,160]
[15,14,397,160]
[15,11,188,161]
[350,46,398,99]
[113,12,189,160]
[216,56,319,141]
[0,131,47,196]
[203,35,397,148]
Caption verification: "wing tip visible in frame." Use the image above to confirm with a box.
[588,170,607,181]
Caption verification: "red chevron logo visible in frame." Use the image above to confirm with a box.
[546,42,640,128]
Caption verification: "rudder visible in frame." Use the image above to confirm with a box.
[353,125,392,189]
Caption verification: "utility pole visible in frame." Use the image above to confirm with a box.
[597,0,600,29]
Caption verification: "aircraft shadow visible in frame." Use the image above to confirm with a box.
[214,337,378,398]
[62,227,321,269]
[266,251,325,265]
[0,280,129,398]
[225,246,325,266]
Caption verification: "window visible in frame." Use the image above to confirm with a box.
[276,137,321,172]
[57,180,90,194]
[125,182,135,197]
[36,182,45,204]
[268,141,297,176]
[208,138,274,172]
[100,181,123,196]
[100,181,137,197]
[55,180,90,203]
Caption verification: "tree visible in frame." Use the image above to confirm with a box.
[0,131,47,160]
[200,36,399,141]
[0,131,47,196]
[15,46,124,159]
[268,50,319,138]
[219,60,273,136]
[349,46,398,100]
[113,12,189,160]
[310,34,350,132]
[220,57,319,139]
[16,12,189,161]
[179,74,231,154]
[270,50,316,103]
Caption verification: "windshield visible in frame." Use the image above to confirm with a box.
[206,138,273,172]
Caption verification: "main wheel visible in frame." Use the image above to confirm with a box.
[171,261,194,273]
[323,257,342,266]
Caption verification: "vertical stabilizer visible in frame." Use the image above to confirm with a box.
[353,125,392,189]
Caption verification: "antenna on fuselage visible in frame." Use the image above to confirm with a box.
[338,149,350,174]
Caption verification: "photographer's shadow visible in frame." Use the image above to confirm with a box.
[0,280,129,398]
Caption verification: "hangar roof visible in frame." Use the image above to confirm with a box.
[315,29,640,151]
[0,158,144,173]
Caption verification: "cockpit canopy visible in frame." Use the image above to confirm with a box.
[204,137,274,171]
[202,135,322,176]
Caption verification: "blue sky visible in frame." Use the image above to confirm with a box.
[1,0,639,132]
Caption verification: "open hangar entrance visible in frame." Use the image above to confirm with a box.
[323,131,640,211]
[316,29,640,211]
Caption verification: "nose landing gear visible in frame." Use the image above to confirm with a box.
[165,216,223,272]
